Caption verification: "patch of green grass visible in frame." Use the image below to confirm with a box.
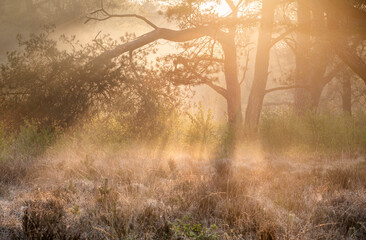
[170,216,219,240]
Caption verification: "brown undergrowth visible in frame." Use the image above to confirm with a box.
[0,140,365,239]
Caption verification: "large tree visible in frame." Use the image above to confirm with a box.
[87,0,258,139]
[86,0,366,139]
[279,0,366,114]
[244,0,276,135]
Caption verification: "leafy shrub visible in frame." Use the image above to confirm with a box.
[0,122,54,184]
[186,103,216,145]
[185,103,218,158]
[12,121,54,158]
[170,216,218,240]
[0,121,54,162]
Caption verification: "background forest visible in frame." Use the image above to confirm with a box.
[0,0,366,239]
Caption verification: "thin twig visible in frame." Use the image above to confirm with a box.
[85,6,158,29]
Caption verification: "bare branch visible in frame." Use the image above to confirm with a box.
[239,66,248,86]
[93,30,107,51]
[224,0,254,17]
[240,50,250,85]
[284,38,297,55]
[196,56,224,63]
[225,0,236,12]
[178,57,227,99]
[236,0,245,8]
[332,40,366,85]
[271,25,298,47]
[322,63,345,85]
[264,85,308,95]
[263,101,293,107]
[85,7,159,29]
[129,51,141,81]
[92,27,226,65]
[205,81,228,99]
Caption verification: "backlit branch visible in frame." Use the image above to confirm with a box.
[91,27,226,65]
[264,85,309,95]
[332,40,366,85]
[240,48,251,85]
[225,0,236,12]
[205,81,228,99]
[178,57,227,99]
[322,62,345,85]
[85,5,158,29]
[271,25,298,47]
[93,31,107,51]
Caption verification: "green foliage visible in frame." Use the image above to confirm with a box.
[185,102,216,147]
[170,216,218,240]
[214,123,238,159]
[0,27,181,132]
[1,26,114,129]
[0,124,11,160]
[70,204,81,216]
[0,121,54,162]
[260,110,366,156]
[13,121,54,158]
[75,108,182,148]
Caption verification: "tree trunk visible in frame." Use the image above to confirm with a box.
[295,0,329,113]
[308,1,329,111]
[342,77,352,115]
[244,0,276,136]
[85,12,244,140]
[294,0,311,114]
[309,84,323,110]
[216,27,243,158]
[324,0,366,85]
[222,33,242,132]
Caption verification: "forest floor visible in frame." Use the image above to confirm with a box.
[1,143,366,239]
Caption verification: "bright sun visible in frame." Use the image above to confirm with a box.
[203,0,261,17]
[212,1,232,16]
[151,0,261,18]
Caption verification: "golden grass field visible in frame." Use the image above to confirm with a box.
[1,136,365,239]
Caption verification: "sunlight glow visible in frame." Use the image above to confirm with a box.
[201,0,262,17]
[202,1,232,16]
[148,0,261,17]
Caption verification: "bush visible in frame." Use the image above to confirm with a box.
[0,122,54,184]
[0,27,181,132]
[186,103,216,145]
[185,103,218,158]
[0,121,54,161]
[259,110,366,156]
[12,121,54,158]
[0,124,11,160]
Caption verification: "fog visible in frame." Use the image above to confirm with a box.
[0,0,328,116]
[0,1,366,238]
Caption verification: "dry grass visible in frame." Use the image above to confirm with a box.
[0,139,366,239]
